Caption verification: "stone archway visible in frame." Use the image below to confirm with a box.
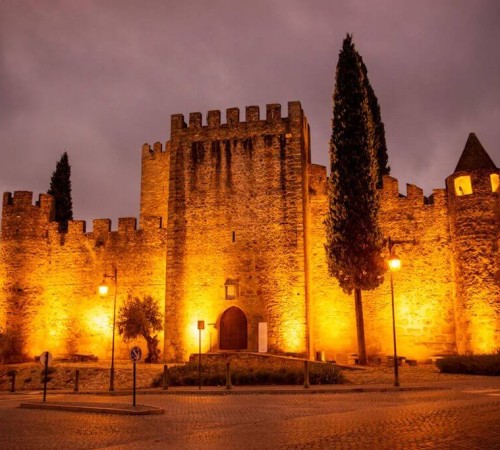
[219,306,248,350]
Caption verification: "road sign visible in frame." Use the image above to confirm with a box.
[130,346,142,363]
[39,351,53,367]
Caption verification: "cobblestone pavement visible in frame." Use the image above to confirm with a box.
[0,378,499,449]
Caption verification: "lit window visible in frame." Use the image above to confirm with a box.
[225,279,238,300]
[491,174,499,193]
[454,175,473,196]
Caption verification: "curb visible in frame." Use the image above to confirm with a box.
[34,385,449,397]
[20,401,164,415]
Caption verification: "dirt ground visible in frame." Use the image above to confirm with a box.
[0,358,479,392]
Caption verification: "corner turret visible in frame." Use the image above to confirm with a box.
[446,133,500,353]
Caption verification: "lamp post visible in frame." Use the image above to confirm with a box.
[388,238,401,387]
[197,320,205,390]
[99,268,118,392]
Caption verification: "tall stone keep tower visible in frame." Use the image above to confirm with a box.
[164,102,312,361]
[446,133,500,353]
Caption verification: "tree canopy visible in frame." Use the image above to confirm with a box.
[117,295,163,363]
[48,152,73,232]
[325,34,386,294]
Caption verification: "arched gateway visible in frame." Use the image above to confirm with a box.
[219,307,248,350]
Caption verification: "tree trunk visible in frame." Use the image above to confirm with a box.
[354,288,367,365]
[145,335,160,363]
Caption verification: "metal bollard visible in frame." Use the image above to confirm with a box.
[163,365,169,390]
[74,369,80,392]
[226,361,232,390]
[9,371,16,392]
[304,360,310,389]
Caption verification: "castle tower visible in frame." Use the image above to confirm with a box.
[1,192,55,353]
[140,141,170,226]
[446,133,500,353]
[164,103,312,361]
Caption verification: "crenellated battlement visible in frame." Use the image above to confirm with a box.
[142,141,170,158]
[3,191,54,211]
[170,101,303,134]
[2,189,164,245]
[2,191,55,229]
[381,175,448,208]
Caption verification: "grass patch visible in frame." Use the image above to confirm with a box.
[436,353,500,376]
[153,361,345,387]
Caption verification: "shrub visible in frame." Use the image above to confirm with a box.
[436,353,500,376]
[152,361,344,387]
[0,328,28,364]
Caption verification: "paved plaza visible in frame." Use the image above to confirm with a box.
[0,378,499,449]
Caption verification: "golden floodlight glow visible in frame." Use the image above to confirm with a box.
[98,283,109,297]
[388,254,401,271]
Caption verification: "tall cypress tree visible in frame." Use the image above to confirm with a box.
[359,59,390,186]
[325,35,385,365]
[48,152,73,232]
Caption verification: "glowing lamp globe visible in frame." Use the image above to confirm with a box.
[98,284,109,297]
[388,254,401,272]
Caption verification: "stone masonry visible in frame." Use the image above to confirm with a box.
[0,104,498,362]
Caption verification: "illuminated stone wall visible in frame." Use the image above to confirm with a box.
[371,177,457,360]
[446,168,500,353]
[308,164,358,361]
[1,103,498,363]
[164,103,311,360]
[1,192,167,360]
[309,174,458,362]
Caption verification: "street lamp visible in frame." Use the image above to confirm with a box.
[388,238,401,387]
[99,267,118,391]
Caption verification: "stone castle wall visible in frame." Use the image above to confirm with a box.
[164,102,311,360]
[1,101,498,363]
[1,191,167,359]
[308,172,457,361]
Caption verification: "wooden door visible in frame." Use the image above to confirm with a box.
[220,307,247,350]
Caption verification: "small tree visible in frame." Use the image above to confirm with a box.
[48,152,73,232]
[117,295,163,363]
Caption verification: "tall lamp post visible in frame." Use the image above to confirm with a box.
[388,238,401,387]
[98,268,118,392]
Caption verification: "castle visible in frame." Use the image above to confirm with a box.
[1,101,499,362]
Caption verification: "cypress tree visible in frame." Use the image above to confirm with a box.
[48,152,73,232]
[359,59,390,186]
[325,35,386,365]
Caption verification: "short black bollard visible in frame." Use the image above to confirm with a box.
[9,371,16,392]
[304,360,310,389]
[163,364,169,390]
[74,369,80,392]
[226,361,232,390]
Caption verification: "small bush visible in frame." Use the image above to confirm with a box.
[152,361,344,387]
[0,328,28,364]
[436,353,500,376]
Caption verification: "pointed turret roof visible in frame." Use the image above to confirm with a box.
[454,133,497,173]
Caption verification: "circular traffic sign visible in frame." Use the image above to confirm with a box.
[130,346,142,363]
[39,351,53,367]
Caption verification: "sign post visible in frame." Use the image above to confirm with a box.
[197,321,204,390]
[38,351,52,403]
[130,346,142,407]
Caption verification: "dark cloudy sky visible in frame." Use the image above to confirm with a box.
[1,0,499,227]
